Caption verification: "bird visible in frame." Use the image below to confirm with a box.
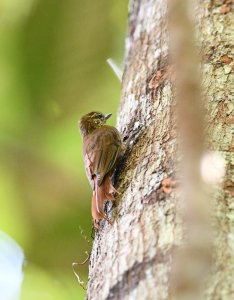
[79,111,124,229]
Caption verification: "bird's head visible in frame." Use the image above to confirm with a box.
[79,111,112,136]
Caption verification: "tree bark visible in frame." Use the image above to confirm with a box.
[87,0,234,299]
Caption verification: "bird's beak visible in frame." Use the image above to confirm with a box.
[104,113,112,120]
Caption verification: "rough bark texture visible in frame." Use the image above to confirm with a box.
[87,1,234,299]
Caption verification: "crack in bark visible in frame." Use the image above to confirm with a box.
[104,250,169,300]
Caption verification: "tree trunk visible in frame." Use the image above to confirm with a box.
[87,0,234,299]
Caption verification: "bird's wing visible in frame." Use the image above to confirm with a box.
[84,152,95,190]
[83,126,122,187]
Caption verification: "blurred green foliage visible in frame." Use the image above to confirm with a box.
[0,0,127,298]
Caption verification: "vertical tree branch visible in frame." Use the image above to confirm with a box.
[86,1,234,299]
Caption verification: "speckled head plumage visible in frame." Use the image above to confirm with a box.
[79,111,112,136]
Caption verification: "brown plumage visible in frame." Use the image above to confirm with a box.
[79,111,123,229]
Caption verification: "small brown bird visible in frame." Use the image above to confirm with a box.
[79,112,123,229]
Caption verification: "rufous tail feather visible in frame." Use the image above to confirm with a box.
[91,175,117,228]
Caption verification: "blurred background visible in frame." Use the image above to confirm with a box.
[0,0,127,298]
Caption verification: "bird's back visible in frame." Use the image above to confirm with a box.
[83,125,123,186]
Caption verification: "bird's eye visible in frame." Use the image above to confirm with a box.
[95,113,103,118]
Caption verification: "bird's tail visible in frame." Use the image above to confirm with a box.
[92,175,117,228]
